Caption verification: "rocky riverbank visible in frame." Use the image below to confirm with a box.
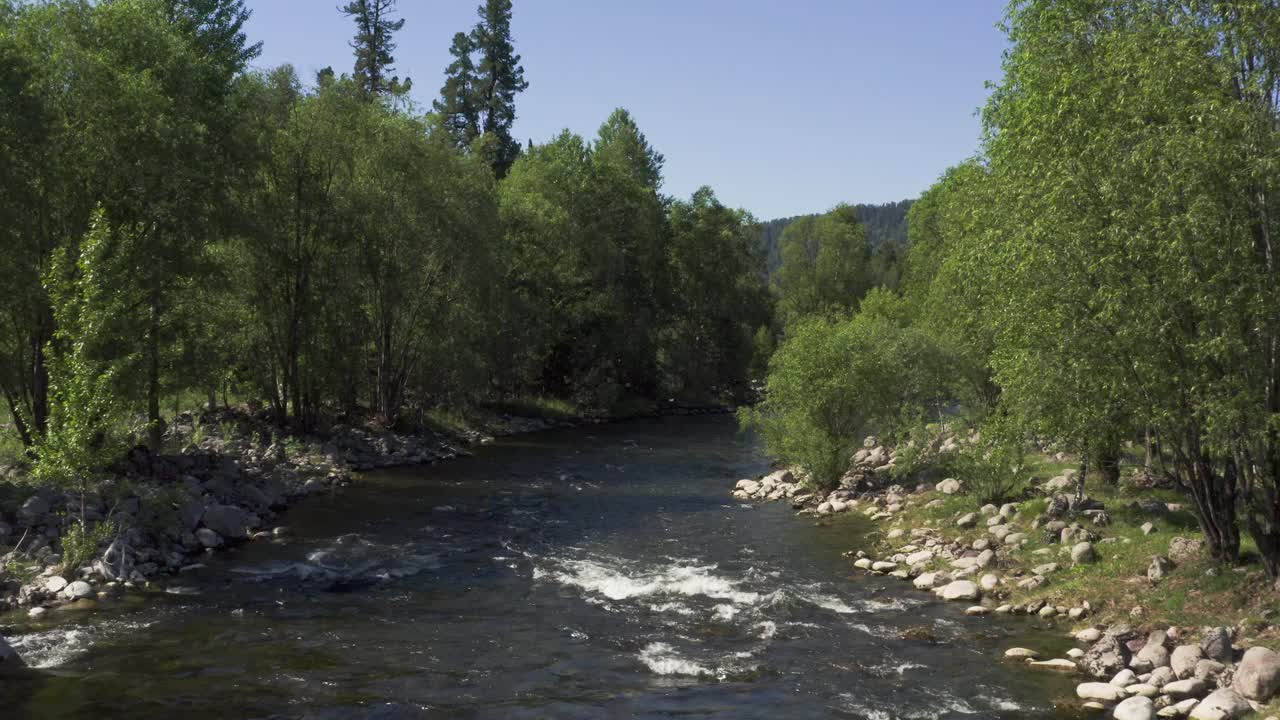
[0,403,675,636]
[732,434,1280,719]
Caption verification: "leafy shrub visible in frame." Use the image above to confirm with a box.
[62,518,115,573]
[741,296,955,490]
[952,433,1028,505]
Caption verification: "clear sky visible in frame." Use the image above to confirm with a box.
[244,1,1009,220]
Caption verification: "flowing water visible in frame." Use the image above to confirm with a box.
[1,415,1079,719]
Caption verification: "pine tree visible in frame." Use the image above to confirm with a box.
[340,0,409,97]
[433,31,480,148]
[471,0,527,177]
[433,0,528,177]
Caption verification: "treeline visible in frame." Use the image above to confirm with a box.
[0,0,773,485]
[756,200,912,276]
[746,0,1280,585]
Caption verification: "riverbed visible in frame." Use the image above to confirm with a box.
[1,415,1077,718]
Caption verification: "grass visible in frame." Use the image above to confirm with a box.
[484,395,581,420]
[872,448,1280,653]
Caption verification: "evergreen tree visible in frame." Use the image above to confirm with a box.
[433,31,480,148]
[340,0,409,97]
[471,0,527,177]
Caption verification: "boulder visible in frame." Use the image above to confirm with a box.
[1172,645,1206,679]
[913,571,946,590]
[1201,628,1233,664]
[1113,696,1157,720]
[44,576,68,594]
[936,478,962,495]
[1163,679,1207,699]
[1149,666,1176,688]
[1131,630,1171,672]
[195,528,222,548]
[1078,682,1128,702]
[1231,646,1280,701]
[1082,631,1132,678]
[1148,556,1176,583]
[1188,689,1252,720]
[1077,628,1104,643]
[63,580,93,600]
[1168,537,1206,562]
[956,512,977,528]
[1072,542,1098,565]
[201,504,250,539]
[936,580,981,601]
[0,634,24,669]
[1112,669,1137,687]
[1005,647,1041,660]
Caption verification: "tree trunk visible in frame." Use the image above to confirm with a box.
[1095,442,1121,486]
[1143,427,1154,476]
[147,297,163,451]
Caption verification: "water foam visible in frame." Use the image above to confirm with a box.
[10,619,155,669]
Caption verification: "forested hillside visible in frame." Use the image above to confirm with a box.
[0,0,774,486]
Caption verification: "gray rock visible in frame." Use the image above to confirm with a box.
[0,634,24,669]
[1148,555,1176,583]
[1077,681,1127,702]
[1188,689,1252,720]
[1073,541,1098,565]
[1112,669,1138,686]
[1163,678,1207,699]
[1113,696,1156,720]
[1232,646,1280,701]
[195,528,222,548]
[201,504,249,539]
[1169,536,1206,562]
[44,576,68,594]
[956,512,977,528]
[63,580,93,600]
[1201,627,1233,664]
[1082,631,1132,678]
[1131,630,1171,672]
[1149,666,1176,688]
[936,478,962,495]
[936,580,981,601]
[1172,645,1206,679]
[1194,659,1229,687]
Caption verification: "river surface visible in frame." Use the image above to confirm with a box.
[1,416,1078,719]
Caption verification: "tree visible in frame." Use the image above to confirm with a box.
[470,0,527,177]
[340,0,409,97]
[434,31,481,148]
[661,187,772,400]
[978,0,1280,569]
[774,205,872,325]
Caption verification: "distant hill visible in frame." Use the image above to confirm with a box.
[757,200,914,274]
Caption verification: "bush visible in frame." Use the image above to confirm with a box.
[741,300,954,490]
[61,518,115,573]
[952,437,1027,505]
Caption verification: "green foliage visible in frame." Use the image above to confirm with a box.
[774,205,872,326]
[742,297,953,489]
[340,0,409,97]
[952,420,1028,505]
[61,518,115,573]
[34,213,139,488]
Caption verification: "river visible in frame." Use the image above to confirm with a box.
[1,415,1079,718]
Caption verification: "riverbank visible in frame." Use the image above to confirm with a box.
[733,436,1280,719]
[0,401,733,636]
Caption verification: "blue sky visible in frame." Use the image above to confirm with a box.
[245,1,1009,220]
